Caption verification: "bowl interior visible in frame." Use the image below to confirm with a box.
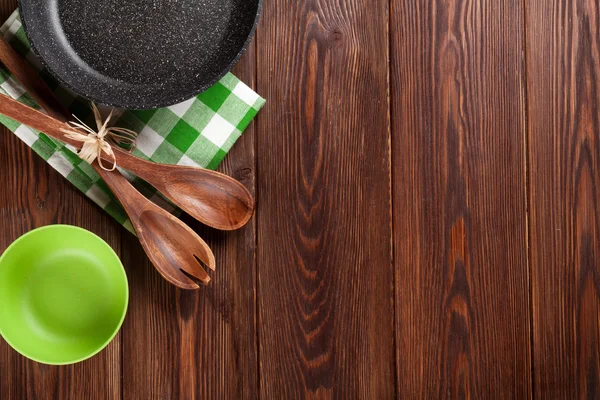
[0,225,128,365]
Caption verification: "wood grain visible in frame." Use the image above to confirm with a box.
[121,44,259,399]
[3,0,600,396]
[526,0,600,397]
[255,0,395,397]
[391,0,531,397]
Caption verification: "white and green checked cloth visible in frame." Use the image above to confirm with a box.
[0,11,265,232]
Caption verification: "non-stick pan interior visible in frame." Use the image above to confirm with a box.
[19,0,261,108]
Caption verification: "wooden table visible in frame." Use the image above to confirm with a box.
[1,0,599,398]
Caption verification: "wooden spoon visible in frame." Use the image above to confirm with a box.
[0,35,253,231]
[114,148,254,231]
[0,92,214,289]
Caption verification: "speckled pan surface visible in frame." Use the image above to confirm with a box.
[18,0,261,109]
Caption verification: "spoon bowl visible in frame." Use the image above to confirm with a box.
[129,161,254,231]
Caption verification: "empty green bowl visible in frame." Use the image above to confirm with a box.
[0,225,128,365]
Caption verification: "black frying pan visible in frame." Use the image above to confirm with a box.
[18,0,262,109]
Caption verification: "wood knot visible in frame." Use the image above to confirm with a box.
[235,167,253,182]
[329,29,343,46]
[35,196,46,210]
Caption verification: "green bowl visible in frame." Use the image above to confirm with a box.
[0,225,128,365]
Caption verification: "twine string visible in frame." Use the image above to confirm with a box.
[60,103,138,171]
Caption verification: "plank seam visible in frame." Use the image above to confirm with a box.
[387,0,399,397]
[253,23,262,400]
[521,0,535,397]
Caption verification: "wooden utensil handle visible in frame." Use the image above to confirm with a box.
[0,39,70,123]
[0,37,146,171]
[94,163,144,219]
[0,93,142,169]
[0,91,144,220]
[0,93,81,146]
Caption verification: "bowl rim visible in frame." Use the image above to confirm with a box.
[0,224,129,365]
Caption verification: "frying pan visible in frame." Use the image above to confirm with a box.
[18,0,262,109]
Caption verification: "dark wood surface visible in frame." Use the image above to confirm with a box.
[526,0,600,398]
[0,0,598,398]
[391,0,532,398]
[256,0,395,397]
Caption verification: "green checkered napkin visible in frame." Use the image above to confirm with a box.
[0,11,265,232]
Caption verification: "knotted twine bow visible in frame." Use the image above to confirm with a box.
[60,103,138,171]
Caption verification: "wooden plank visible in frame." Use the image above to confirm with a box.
[526,0,600,397]
[255,0,395,397]
[121,46,259,400]
[0,129,123,400]
[0,0,123,394]
[390,0,531,397]
[0,1,123,398]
